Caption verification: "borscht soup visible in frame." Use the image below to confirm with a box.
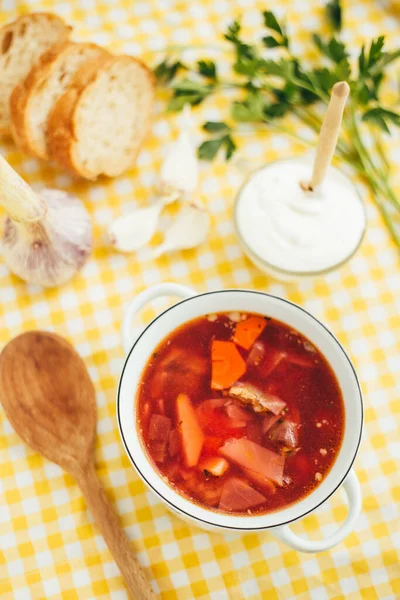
[136,312,344,515]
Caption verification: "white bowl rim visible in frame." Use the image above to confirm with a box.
[117,289,363,530]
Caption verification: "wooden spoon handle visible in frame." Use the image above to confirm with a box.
[0,154,46,222]
[76,462,157,600]
[310,81,350,190]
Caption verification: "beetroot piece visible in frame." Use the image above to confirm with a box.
[148,414,171,442]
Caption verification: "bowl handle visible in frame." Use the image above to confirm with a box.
[270,469,361,553]
[121,282,195,355]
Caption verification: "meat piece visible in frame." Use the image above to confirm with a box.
[219,477,266,512]
[269,420,299,449]
[148,414,171,442]
[262,413,281,434]
[220,438,284,485]
[228,382,286,415]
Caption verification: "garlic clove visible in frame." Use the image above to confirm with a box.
[159,105,199,197]
[153,202,210,258]
[2,188,93,287]
[107,203,162,253]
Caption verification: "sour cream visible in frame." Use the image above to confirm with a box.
[234,158,366,277]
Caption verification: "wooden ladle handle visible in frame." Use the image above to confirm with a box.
[76,462,157,599]
[310,81,350,190]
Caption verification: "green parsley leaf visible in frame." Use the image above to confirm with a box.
[198,138,225,160]
[362,107,400,133]
[262,58,295,79]
[231,92,265,122]
[168,94,203,111]
[224,20,241,43]
[224,20,254,59]
[263,36,281,48]
[197,60,217,81]
[154,58,186,83]
[233,56,260,78]
[168,78,215,110]
[263,11,288,48]
[313,34,349,64]
[198,134,236,161]
[263,11,283,35]
[359,36,386,77]
[368,36,385,67]
[263,102,289,119]
[224,135,237,159]
[335,58,351,80]
[171,78,213,94]
[203,121,231,132]
[326,0,342,32]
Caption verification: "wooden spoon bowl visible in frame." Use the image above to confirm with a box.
[0,331,156,600]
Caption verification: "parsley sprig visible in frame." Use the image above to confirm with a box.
[155,2,400,247]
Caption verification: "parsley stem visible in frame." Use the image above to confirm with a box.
[347,103,400,212]
[145,43,228,55]
[235,123,316,148]
[372,133,390,175]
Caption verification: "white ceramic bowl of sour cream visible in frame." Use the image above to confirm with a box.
[234,157,366,281]
[117,283,363,553]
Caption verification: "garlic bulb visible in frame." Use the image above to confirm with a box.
[159,104,199,197]
[0,156,92,287]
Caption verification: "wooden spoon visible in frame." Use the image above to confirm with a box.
[0,331,156,600]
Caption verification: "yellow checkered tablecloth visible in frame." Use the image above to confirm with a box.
[0,0,399,598]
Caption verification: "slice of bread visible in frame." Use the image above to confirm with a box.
[47,55,154,179]
[10,42,110,159]
[0,13,71,135]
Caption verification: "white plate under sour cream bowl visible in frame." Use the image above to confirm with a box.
[117,283,363,553]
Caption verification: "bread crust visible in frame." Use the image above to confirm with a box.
[47,55,112,178]
[47,55,155,179]
[0,13,72,135]
[10,42,109,159]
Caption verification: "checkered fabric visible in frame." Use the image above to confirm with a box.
[0,0,399,598]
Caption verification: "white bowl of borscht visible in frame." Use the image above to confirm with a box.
[117,283,363,553]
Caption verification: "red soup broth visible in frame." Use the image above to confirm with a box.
[136,312,344,515]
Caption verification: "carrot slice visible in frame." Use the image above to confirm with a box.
[211,340,246,390]
[176,393,204,467]
[233,316,268,350]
